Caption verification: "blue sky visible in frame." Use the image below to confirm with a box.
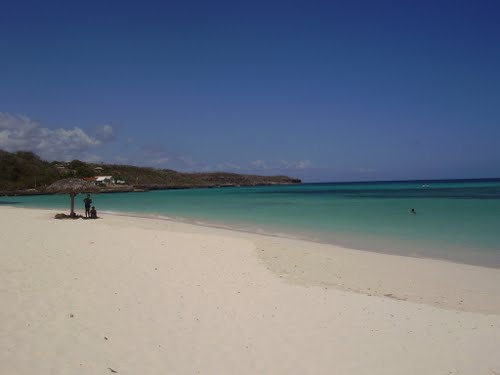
[0,0,499,182]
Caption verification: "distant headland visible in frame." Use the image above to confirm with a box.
[0,150,301,196]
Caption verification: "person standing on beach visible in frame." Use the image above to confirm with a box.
[84,194,92,218]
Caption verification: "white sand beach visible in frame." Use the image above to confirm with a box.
[1,206,499,374]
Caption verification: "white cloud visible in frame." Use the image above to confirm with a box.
[151,157,171,165]
[95,124,116,141]
[140,144,174,166]
[0,112,115,161]
[114,155,129,163]
[251,159,269,169]
[295,160,311,169]
[139,146,226,171]
[250,159,312,170]
[216,162,241,171]
[81,154,103,163]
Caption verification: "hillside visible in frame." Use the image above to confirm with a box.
[0,150,60,191]
[0,150,301,194]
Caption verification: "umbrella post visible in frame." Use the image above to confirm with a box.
[70,192,76,218]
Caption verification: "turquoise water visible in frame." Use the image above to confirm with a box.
[2,179,500,267]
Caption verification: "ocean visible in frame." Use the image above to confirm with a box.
[2,179,500,267]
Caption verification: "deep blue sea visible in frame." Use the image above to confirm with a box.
[2,179,500,267]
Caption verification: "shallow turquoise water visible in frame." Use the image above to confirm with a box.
[2,179,500,267]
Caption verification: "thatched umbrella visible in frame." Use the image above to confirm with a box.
[45,178,100,217]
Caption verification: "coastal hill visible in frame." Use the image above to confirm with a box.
[0,150,301,194]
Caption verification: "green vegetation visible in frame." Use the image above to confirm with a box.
[0,150,60,191]
[0,150,301,194]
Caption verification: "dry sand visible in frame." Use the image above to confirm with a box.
[1,206,499,374]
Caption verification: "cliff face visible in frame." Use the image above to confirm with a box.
[0,150,301,194]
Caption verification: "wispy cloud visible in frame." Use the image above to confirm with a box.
[82,154,103,163]
[177,156,197,167]
[0,112,312,177]
[140,144,173,165]
[251,159,269,169]
[293,160,311,169]
[0,112,115,161]
[139,144,204,170]
[250,159,312,170]
[217,162,241,171]
[197,161,241,172]
[113,155,129,164]
[138,147,243,173]
[94,124,116,142]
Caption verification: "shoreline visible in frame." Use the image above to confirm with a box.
[104,209,500,314]
[1,205,500,374]
[0,182,302,197]
[102,209,500,269]
[1,176,499,197]
[3,205,500,314]
[6,202,500,270]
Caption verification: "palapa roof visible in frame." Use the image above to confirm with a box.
[45,178,100,194]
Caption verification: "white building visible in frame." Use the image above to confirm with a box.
[95,176,114,186]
